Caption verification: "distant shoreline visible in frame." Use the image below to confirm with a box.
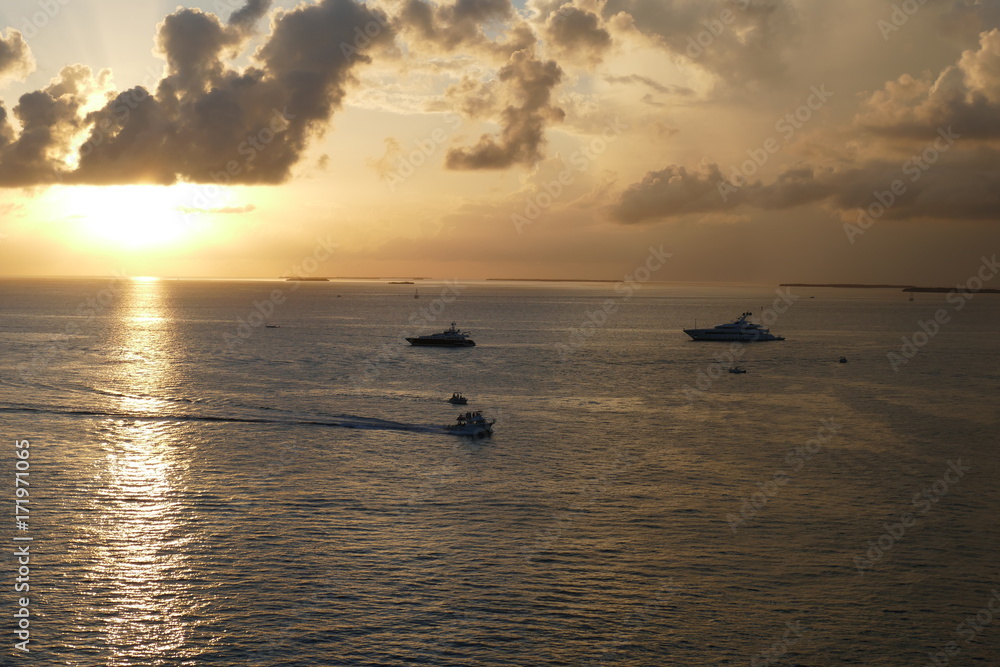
[780,283,914,289]
[486,278,621,283]
[781,283,1000,294]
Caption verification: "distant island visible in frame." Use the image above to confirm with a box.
[781,283,999,294]
[780,283,915,289]
[903,286,1000,294]
[487,278,629,283]
[281,277,429,281]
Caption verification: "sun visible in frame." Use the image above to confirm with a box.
[52,184,223,250]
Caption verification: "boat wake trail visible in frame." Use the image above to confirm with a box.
[0,404,445,434]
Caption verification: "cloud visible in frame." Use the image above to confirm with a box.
[614,149,1000,225]
[941,0,1000,41]
[367,137,403,179]
[601,0,800,88]
[0,0,394,187]
[542,3,612,65]
[615,163,745,223]
[228,0,274,36]
[392,0,534,58]
[610,20,1000,227]
[856,29,1000,139]
[0,29,34,83]
[446,49,564,169]
[604,74,694,96]
[0,65,104,186]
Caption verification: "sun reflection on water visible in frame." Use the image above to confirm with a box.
[84,279,203,664]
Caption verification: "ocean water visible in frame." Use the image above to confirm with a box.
[1,278,998,666]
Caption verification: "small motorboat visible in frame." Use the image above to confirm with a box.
[839,356,848,363]
[448,393,468,405]
[728,366,748,374]
[445,411,495,438]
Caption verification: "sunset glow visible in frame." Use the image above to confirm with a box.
[55,185,211,250]
[0,0,996,282]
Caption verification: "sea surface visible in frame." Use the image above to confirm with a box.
[1,278,998,666]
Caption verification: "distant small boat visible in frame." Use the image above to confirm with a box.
[448,393,468,405]
[265,325,280,328]
[445,411,494,438]
[728,366,747,374]
[389,281,414,284]
[839,356,848,363]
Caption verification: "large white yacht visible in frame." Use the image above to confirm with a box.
[405,322,475,347]
[684,312,785,342]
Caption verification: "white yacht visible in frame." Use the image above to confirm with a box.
[406,322,475,347]
[445,411,495,437]
[684,312,785,342]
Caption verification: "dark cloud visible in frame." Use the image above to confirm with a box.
[614,150,1000,225]
[601,0,800,87]
[543,4,612,64]
[0,29,33,82]
[443,75,500,118]
[446,50,564,170]
[0,66,96,186]
[0,0,394,187]
[394,0,534,57]
[941,0,1000,41]
[615,163,744,223]
[228,0,273,35]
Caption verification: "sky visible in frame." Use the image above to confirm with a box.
[0,0,998,283]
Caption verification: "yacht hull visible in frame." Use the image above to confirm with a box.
[406,338,475,347]
[683,329,784,342]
